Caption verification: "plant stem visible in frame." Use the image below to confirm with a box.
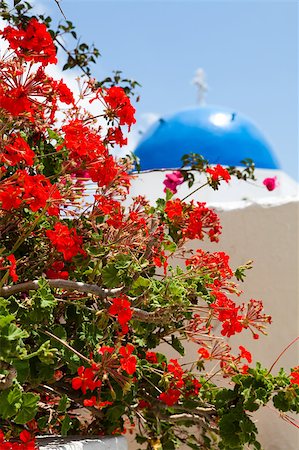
[181,181,209,201]
[40,329,91,364]
[0,278,122,298]
[268,335,299,374]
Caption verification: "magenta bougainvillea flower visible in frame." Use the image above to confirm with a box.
[163,171,184,193]
[263,176,279,191]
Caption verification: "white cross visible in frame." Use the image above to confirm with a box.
[192,68,208,105]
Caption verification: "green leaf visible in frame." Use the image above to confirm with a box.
[14,392,39,424]
[114,254,132,269]
[163,241,177,253]
[106,404,126,422]
[61,414,72,436]
[0,386,22,419]
[52,325,67,341]
[102,264,121,288]
[13,360,30,384]
[273,392,291,412]
[4,323,28,341]
[0,297,10,313]
[58,394,70,413]
[130,276,150,295]
[8,386,22,405]
[0,314,15,328]
[28,278,57,323]
[171,335,185,356]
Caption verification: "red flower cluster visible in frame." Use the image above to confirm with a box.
[105,127,128,147]
[54,79,74,105]
[206,164,231,183]
[290,367,299,386]
[0,135,35,167]
[164,198,183,220]
[211,295,271,339]
[238,345,252,363]
[184,203,221,241]
[198,347,210,359]
[46,222,85,261]
[103,86,136,130]
[60,120,124,188]
[159,359,188,406]
[240,299,272,338]
[185,249,233,280]
[145,351,158,364]
[72,366,102,395]
[138,399,151,409]
[61,120,106,162]
[165,199,222,242]
[1,18,57,65]
[89,154,118,186]
[0,429,36,449]
[159,388,181,406]
[152,248,168,274]
[211,291,243,337]
[83,396,113,409]
[0,61,73,122]
[119,344,137,375]
[45,261,69,280]
[0,254,18,282]
[98,346,114,355]
[108,296,133,333]
[167,359,184,386]
[0,170,61,215]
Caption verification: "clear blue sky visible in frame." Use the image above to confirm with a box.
[45,0,298,179]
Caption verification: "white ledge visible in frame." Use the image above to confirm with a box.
[37,436,128,450]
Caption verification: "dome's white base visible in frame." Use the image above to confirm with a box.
[128,168,298,207]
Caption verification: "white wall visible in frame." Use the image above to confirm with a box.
[127,196,299,449]
[206,200,299,449]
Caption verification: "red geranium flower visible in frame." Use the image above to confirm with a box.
[165,199,184,220]
[71,366,101,394]
[119,344,137,375]
[46,222,85,261]
[0,254,18,282]
[198,347,210,359]
[83,396,113,409]
[1,18,57,66]
[1,134,35,167]
[290,367,299,385]
[103,86,136,130]
[159,388,181,406]
[146,351,158,364]
[108,296,132,327]
[45,261,69,280]
[206,164,231,182]
[239,345,252,363]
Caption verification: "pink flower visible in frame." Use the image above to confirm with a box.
[263,176,279,191]
[163,171,184,193]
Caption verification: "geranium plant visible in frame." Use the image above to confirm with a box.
[0,3,298,449]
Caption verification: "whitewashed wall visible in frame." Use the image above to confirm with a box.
[127,177,299,449]
[205,200,299,449]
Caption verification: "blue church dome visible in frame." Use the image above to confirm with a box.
[134,106,280,171]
